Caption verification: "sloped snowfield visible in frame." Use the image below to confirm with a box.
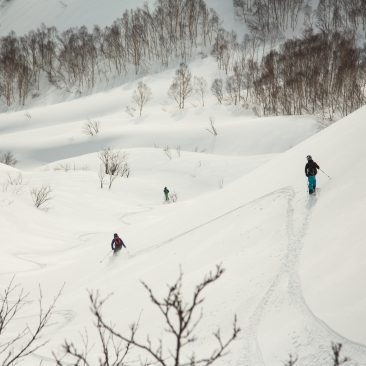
[1,1,366,366]
[1,65,366,365]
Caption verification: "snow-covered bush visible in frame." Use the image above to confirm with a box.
[2,173,26,194]
[83,120,100,136]
[163,145,172,160]
[98,148,130,189]
[0,151,18,166]
[169,191,178,202]
[30,185,53,208]
[206,116,218,136]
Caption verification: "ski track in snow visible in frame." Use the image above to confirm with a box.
[105,186,366,364]
[119,206,153,225]
[0,232,99,277]
[93,186,366,365]
[128,187,291,259]
[237,188,366,366]
[3,187,366,365]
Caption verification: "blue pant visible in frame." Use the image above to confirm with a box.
[307,175,316,192]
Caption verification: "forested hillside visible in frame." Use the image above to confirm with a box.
[0,0,365,120]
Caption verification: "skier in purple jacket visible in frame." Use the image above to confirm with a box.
[111,233,126,253]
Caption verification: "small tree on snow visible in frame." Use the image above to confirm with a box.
[98,148,130,189]
[331,343,350,366]
[168,63,193,109]
[206,116,218,136]
[211,79,223,104]
[132,81,152,117]
[0,151,18,166]
[83,119,100,136]
[194,76,208,107]
[283,354,298,366]
[31,185,53,208]
[98,164,106,189]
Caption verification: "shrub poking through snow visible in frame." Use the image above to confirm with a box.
[0,151,18,166]
[282,343,350,366]
[163,145,172,160]
[83,119,100,136]
[283,354,298,366]
[2,173,26,194]
[206,116,218,136]
[31,185,52,208]
[98,147,130,189]
[169,191,178,202]
[331,342,350,366]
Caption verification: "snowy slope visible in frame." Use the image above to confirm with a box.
[1,92,366,366]
[299,107,366,346]
[0,57,320,168]
[1,1,366,366]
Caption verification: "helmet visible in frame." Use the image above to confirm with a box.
[114,233,118,237]
[306,155,312,161]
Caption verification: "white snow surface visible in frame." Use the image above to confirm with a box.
[0,1,366,366]
[1,58,366,365]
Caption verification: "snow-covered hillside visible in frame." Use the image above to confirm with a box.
[1,1,366,366]
[1,68,366,365]
[0,57,320,168]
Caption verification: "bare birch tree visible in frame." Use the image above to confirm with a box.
[168,63,193,109]
[132,81,152,117]
[194,76,208,106]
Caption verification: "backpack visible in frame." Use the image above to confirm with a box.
[307,161,318,176]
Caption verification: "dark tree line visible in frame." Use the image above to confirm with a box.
[2,0,366,120]
[210,0,366,118]
[316,0,366,36]
[233,0,366,39]
[0,0,219,106]
[252,30,366,118]
[233,0,304,35]
[211,28,366,119]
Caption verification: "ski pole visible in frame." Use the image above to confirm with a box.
[320,168,331,179]
[100,251,111,263]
